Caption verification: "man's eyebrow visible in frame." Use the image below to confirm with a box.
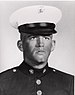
[26,34,38,38]
[26,34,35,38]
[22,34,32,38]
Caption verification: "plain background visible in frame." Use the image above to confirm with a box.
[0,1,75,75]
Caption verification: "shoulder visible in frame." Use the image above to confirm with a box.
[48,67,74,90]
[0,66,19,82]
[48,67,74,83]
[49,66,74,77]
[55,68,74,80]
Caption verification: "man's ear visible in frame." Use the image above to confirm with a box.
[51,40,56,52]
[17,40,23,52]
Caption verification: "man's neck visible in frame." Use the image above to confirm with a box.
[25,58,47,69]
[33,62,47,69]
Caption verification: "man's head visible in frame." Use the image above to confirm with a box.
[17,33,56,67]
[9,5,62,68]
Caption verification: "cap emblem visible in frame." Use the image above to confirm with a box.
[38,6,45,13]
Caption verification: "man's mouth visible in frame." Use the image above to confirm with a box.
[36,50,45,55]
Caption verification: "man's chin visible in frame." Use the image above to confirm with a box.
[34,56,46,63]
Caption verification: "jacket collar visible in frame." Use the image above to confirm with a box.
[18,60,53,78]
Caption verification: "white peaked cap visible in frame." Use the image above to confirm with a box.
[9,5,62,29]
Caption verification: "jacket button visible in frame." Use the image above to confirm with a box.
[13,69,16,72]
[37,90,42,95]
[53,69,56,72]
[36,79,41,85]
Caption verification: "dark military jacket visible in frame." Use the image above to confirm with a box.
[0,61,74,95]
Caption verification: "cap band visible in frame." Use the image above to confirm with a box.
[18,22,57,35]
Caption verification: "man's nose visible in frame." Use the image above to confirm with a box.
[36,36,44,47]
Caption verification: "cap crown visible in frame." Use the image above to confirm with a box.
[9,5,62,29]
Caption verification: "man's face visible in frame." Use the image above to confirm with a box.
[21,33,54,65]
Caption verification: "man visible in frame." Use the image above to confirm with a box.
[0,5,74,95]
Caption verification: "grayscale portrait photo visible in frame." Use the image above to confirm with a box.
[0,1,74,95]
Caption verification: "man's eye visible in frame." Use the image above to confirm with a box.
[29,36,36,40]
[44,36,50,40]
